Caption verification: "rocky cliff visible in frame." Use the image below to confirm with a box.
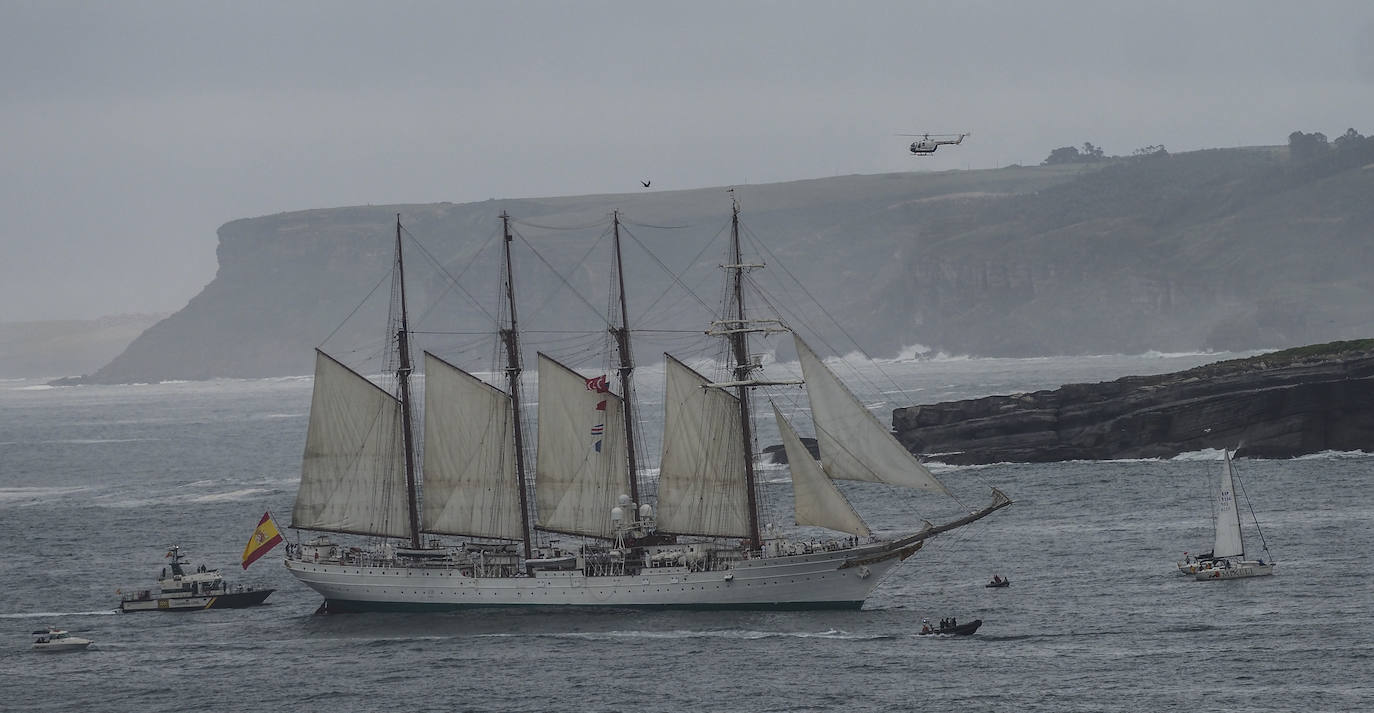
[862,145,1374,356]
[892,340,1374,464]
[72,138,1374,383]
[76,168,1086,383]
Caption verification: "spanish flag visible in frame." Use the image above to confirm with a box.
[241,511,284,569]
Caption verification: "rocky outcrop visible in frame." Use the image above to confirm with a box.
[892,341,1374,463]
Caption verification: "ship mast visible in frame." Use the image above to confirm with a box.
[608,210,641,504]
[500,212,535,561]
[727,199,763,547]
[394,214,422,549]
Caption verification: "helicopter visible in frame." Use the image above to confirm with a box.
[900,132,969,156]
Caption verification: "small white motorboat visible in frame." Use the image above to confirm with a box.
[32,628,92,652]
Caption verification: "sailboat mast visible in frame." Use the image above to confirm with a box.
[609,210,641,504]
[500,212,535,561]
[728,199,763,547]
[394,214,422,549]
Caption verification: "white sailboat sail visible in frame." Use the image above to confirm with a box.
[1212,449,1245,559]
[772,404,870,537]
[657,354,752,538]
[794,335,952,496]
[420,353,524,541]
[535,354,627,539]
[293,350,412,539]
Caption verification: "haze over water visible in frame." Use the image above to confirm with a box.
[2,352,1370,712]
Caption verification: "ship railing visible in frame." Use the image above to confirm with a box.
[287,540,507,571]
[760,536,864,558]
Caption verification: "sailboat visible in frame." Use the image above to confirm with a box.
[1186,449,1275,581]
[283,204,1011,611]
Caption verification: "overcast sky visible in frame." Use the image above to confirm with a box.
[3,0,1372,322]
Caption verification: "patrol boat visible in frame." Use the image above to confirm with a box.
[119,545,274,612]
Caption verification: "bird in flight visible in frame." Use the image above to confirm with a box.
[641,179,651,188]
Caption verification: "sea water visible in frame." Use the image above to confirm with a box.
[1,352,1371,712]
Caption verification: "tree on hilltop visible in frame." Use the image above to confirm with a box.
[1333,128,1366,152]
[1043,142,1108,165]
[1043,146,1082,165]
[1288,131,1330,162]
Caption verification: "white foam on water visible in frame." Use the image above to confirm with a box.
[189,488,275,503]
[0,486,91,504]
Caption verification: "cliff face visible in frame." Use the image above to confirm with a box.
[857,147,1374,356]
[76,141,1374,383]
[79,169,1083,383]
[892,341,1374,464]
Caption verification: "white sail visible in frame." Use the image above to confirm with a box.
[535,354,627,539]
[1212,450,1245,559]
[293,350,412,539]
[657,355,752,538]
[794,335,952,496]
[420,353,524,541]
[773,404,870,537]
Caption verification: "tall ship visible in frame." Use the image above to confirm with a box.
[283,201,1010,611]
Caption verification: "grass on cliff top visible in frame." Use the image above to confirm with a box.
[1200,338,1374,374]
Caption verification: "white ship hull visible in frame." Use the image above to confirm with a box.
[32,639,91,652]
[121,595,223,612]
[285,540,918,612]
[32,637,92,652]
[31,628,92,652]
[1194,561,1274,581]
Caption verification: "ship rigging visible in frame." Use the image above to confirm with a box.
[284,198,1009,611]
